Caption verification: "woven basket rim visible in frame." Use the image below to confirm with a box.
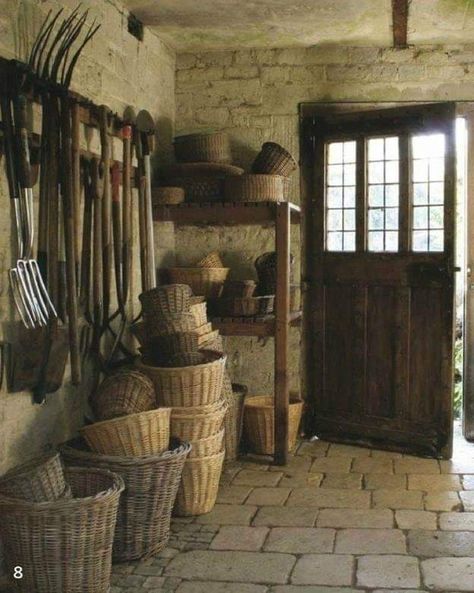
[167,267,229,273]
[245,395,303,409]
[81,407,171,433]
[183,449,225,464]
[262,141,296,158]
[174,131,227,141]
[190,428,225,445]
[171,400,228,418]
[0,467,124,510]
[138,351,226,373]
[0,452,60,484]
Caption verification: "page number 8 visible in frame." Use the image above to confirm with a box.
[13,566,23,579]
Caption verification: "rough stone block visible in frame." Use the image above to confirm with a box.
[357,555,420,589]
[195,504,257,526]
[395,510,437,530]
[422,557,474,591]
[291,554,354,586]
[210,526,269,551]
[317,508,394,529]
[287,488,370,509]
[335,528,406,554]
[253,506,318,527]
[263,527,335,554]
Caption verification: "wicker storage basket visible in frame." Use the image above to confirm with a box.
[167,267,229,298]
[196,252,224,268]
[190,300,207,326]
[0,453,67,503]
[243,395,303,455]
[164,163,244,202]
[170,400,227,441]
[131,321,147,346]
[92,369,156,421]
[215,295,275,317]
[252,142,298,177]
[223,381,248,461]
[290,284,301,312]
[174,450,225,516]
[148,312,198,337]
[61,440,190,561]
[136,351,226,407]
[140,284,192,317]
[255,251,295,294]
[222,280,256,298]
[200,329,221,350]
[189,429,225,458]
[0,467,124,593]
[174,132,231,163]
[195,321,213,336]
[224,174,285,203]
[152,186,185,205]
[80,408,171,457]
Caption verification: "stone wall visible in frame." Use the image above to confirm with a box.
[174,44,474,398]
[0,0,176,475]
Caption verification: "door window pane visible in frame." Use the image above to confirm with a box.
[325,140,357,252]
[411,133,445,252]
[367,136,400,252]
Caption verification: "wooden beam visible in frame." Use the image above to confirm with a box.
[392,0,409,48]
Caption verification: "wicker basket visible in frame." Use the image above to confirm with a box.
[0,467,124,593]
[215,295,275,317]
[0,453,67,503]
[140,284,192,317]
[164,163,244,202]
[190,300,207,326]
[174,450,225,516]
[252,142,298,177]
[92,369,156,421]
[189,429,225,458]
[195,321,213,336]
[200,329,221,350]
[170,400,227,441]
[61,440,190,561]
[224,174,285,203]
[196,251,224,268]
[164,163,244,179]
[152,186,185,205]
[174,132,231,163]
[255,251,295,294]
[222,280,256,298]
[290,284,301,312]
[223,382,248,461]
[167,267,229,298]
[131,321,147,346]
[136,351,226,407]
[243,395,303,455]
[148,312,198,337]
[80,408,171,457]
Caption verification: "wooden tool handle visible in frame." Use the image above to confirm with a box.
[13,95,32,189]
[122,125,132,303]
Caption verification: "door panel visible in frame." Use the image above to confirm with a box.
[304,103,456,458]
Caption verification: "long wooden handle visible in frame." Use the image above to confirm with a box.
[80,158,93,320]
[99,105,111,327]
[71,101,81,286]
[111,161,123,310]
[90,156,103,348]
[122,125,132,304]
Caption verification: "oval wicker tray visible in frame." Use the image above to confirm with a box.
[224,174,285,202]
[173,132,231,163]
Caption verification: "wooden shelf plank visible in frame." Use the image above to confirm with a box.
[211,311,302,337]
[153,201,301,225]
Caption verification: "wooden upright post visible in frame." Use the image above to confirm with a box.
[275,201,291,465]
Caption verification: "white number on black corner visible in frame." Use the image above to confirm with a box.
[13,566,23,579]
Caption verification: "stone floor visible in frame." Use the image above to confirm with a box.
[110,425,474,593]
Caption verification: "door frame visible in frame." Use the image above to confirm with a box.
[299,100,464,449]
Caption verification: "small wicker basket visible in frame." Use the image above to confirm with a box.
[224,174,285,203]
[152,186,185,205]
[92,369,156,421]
[215,295,274,317]
[189,429,225,458]
[196,252,224,268]
[0,467,124,593]
[80,408,171,457]
[140,284,192,317]
[170,400,227,441]
[243,394,303,455]
[167,267,229,298]
[252,142,298,177]
[223,381,248,461]
[0,453,67,503]
[174,450,225,516]
[148,312,198,337]
[174,132,231,163]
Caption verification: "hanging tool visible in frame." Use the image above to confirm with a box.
[90,156,103,356]
[71,101,82,285]
[122,124,133,306]
[99,105,112,335]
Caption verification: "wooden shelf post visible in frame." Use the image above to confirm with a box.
[274,201,291,465]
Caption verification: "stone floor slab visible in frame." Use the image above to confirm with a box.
[407,529,474,557]
[439,512,474,531]
[352,458,394,474]
[217,486,253,504]
[310,457,352,474]
[195,504,258,525]
[317,508,393,528]
[395,510,437,530]
[263,527,335,553]
[356,555,420,588]
[440,459,474,474]
[296,440,330,457]
[286,488,370,509]
[335,528,406,554]
[165,550,295,585]
[278,472,323,488]
[321,473,363,489]
[233,470,283,487]
[246,487,291,506]
[253,506,318,527]
[424,491,462,511]
[395,458,440,475]
[327,443,371,457]
[364,473,407,490]
[460,491,474,511]
[271,588,359,593]
[408,474,462,491]
[210,526,269,551]
[291,554,354,586]
[372,488,423,510]
[421,557,474,591]
[462,475,474,489]
[176,582,268,593]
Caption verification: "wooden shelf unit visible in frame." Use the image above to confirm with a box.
[154,200,301,466]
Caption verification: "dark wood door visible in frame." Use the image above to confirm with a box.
[303,103,457,458]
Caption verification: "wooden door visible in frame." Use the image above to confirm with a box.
[303,103,457,458]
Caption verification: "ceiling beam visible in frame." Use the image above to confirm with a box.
[392,0,409,48]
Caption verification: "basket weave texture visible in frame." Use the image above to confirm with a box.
[224,174,285,202]
[167,268,229,298]
[223,381,248,461]
[152,187,185,205]
[148,312,198,337]
[174,450,225,516]
[255,251,295,294]
[0,467,124,593]
[243,395,303,455]
[170,400,227,441]
[174,132,231,163]
[92,369,156,421]
[80,408,171,457]
[136,351,226,407]
[140,285,192,317]
[190,300,207,326]
[196,252,223,268]
[252,142,298,177]
[189,429,224,458]
[61,441,190,561]
[0,453,67,503]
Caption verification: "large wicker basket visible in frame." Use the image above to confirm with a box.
[255,251,295,294]
[148,312,198,337]
[190,300,207,326]
[223,382,248,461]
[92,369,156,421]
[61,440,191,561]
[167,267,229,298]
[0,453,68,502]
[224,174,285,203]
[163,162,244,202]
[174,450,225,516]
[140,284,192,317]
[252,142,298,177]
[189,429,225,458]
[152,186,185,205]
[0,467,124,593]
[170,400,227,441]
[243,395,303,455]
[196,252,224,268]
[174,132,231,163]
[80,408,171,457]
[136,351,226,407]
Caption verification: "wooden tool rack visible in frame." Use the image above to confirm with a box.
[153,200,302,465]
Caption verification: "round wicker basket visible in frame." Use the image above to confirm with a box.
[167,267,229,298]
[224,174,285,203]
[80,408,171,457]
[196,251,223,268]
[152,186,185,205]
[223,380,248,461]
[147,312,198,338]
[252,142,298,177]
[189,429,225,458]
[190,300,207,326]
[173,132,230,163]
[170,400,227,441]
[140,284,192,317]
[0,467,124,593]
